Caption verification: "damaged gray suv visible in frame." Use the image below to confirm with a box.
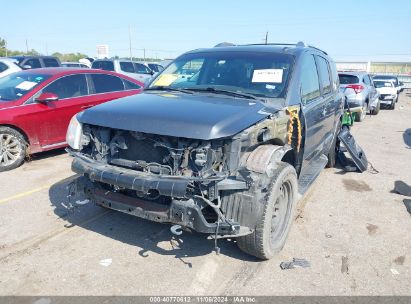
[66,42,343,259]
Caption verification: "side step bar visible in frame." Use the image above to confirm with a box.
[298,154,328,196]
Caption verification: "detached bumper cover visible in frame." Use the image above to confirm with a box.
[71,154,190,198]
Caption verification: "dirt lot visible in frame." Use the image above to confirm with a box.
[0,92,410,296]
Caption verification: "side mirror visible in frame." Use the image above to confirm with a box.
[35,92,59,103]
[22,65,32,69]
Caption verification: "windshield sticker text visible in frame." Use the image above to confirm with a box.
[252,69,283,83]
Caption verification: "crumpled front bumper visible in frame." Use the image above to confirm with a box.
[70,152,250,236]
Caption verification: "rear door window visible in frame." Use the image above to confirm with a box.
[120,62,135,73]
[90,74,124,93]
[43,58,60,67]
[316,56,332,95]
[92,61,115,71]
[301,55,320,103]
[24,58,41,68]
[43,74,88,99]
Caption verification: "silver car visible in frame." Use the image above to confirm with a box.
[338,71,380,121]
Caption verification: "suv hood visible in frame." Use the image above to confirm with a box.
[78,92,276,140]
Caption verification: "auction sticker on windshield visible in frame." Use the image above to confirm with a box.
[252,69,283,83]
[16,81,37,91]
[153,74,179,87]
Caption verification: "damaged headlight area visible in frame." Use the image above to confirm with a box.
[66,114,84,150]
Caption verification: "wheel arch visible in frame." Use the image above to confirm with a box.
[0,124,30,144]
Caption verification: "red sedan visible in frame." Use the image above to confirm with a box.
[0,68,144,171]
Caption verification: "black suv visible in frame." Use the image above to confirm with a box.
[66,42,343,259]
[9,55,61,69]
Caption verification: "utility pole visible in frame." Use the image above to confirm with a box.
[143,48,146,61]
[25,39,29,53]
[128,25,133,60]
[45,43,48,55]
[5,39,7,57]
[265,32,269,45]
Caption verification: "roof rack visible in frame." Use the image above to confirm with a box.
[244,41,328,55]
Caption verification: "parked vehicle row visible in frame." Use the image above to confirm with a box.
[338,71,404,121]
[1,55,165,85]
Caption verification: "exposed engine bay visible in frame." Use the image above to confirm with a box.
[78,124,233,199]
[69,114,290,238]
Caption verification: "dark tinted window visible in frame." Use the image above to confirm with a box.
[0,62,8,73]
[339,74,359,84]
[43,58,59,67]
[43,74,88,99]
[301,55,320,103]
[316,56,332,95]
[120,62,135,73]
[123,79,141,90]
[24,58,41,68]
[91,74,124,93]
[374,80,393,88]
[92,61,115,71]
[134,63,151,74]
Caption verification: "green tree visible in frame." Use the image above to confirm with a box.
[52,52,88,62]
[0,37,7,56]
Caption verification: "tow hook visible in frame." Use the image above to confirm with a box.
[170,225,183,236]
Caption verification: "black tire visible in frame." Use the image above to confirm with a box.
[390,99,396,110]
[0,127,27,172]
[326,119,341,168]
[370,101,380,115]
[237,162,298,260]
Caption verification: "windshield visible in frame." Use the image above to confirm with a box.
[0,72,51,102]
[147,51,294,99]
[374,80,393,88]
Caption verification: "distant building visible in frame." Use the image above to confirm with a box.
[337,61,411,75]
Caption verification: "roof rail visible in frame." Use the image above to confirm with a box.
[243,41,328,55]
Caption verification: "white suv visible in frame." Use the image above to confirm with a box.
[91,59,154,85]
[374,79,397,109]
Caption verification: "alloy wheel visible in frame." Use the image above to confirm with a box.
[0,133,22,167]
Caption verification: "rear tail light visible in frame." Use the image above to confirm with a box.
[346,84,364,94]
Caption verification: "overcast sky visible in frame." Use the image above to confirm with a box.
[2,0,411,62]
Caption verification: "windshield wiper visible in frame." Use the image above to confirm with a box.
[145,86,194,94]
[183,87,262,100]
